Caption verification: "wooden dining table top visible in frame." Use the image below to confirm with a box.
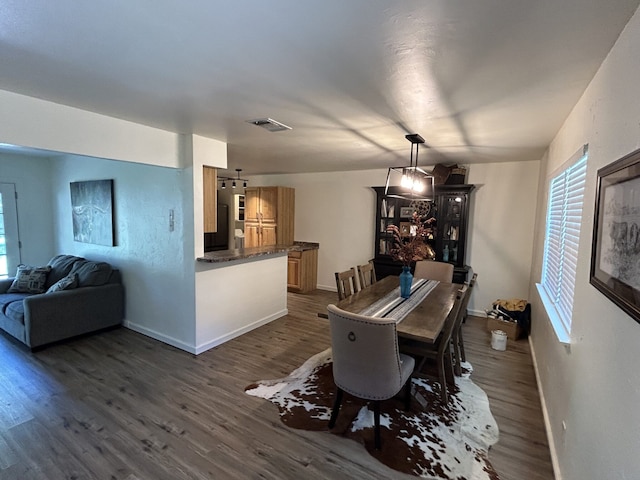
[335,275,463,343]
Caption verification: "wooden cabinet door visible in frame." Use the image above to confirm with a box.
[261,224,277,246]
[244,223,260,247]
[244,187,260,222]
[287,256,301,290]
[259,187,278,223]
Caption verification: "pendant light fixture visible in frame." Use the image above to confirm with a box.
[218,168,248,190]
[384,134,434,201]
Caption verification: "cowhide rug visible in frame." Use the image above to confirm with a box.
[245,349,500,480]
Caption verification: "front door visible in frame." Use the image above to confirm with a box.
[0,183,21,277]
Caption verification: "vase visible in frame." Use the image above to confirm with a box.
[399,265,413,298]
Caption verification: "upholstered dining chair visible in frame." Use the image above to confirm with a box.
[327,304,414,450]
[413,260,454,283]
[399,286,466,404]
[335,268,360,301]
[452,273,477,375]
[357,260,377,289]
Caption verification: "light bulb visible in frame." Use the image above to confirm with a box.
[401,171,411,188]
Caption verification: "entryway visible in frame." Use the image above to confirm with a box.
[0,183,21,277]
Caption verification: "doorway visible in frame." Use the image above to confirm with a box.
[0,183,21,277]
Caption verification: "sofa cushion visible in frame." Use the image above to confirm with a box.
[5,299,26,324]
[46,272,79,293]
[69,260,113,287]
[0,292,31,316]
[8,265,51,294]
[46,255,85,289]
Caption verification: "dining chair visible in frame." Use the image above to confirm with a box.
[413,260,454,283]
[335,268,360,301]
[327,304,414,450]
[452,273,477,375]
[357,260,377,289]
[399,286,466,404]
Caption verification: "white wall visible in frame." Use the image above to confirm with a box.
[0,89,238,354]
[528,8,640,480]
[195,254,288,354]
[0,153,56,266]
[250,162,540,314]
[50,155,196,348]
[0,87,199,346]
[0,90,181,168]
[466,160,540,314]
[248,170,380,290]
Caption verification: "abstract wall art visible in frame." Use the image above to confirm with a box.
[70,179,115,246]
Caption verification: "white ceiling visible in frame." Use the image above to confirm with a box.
[1,1,639,177]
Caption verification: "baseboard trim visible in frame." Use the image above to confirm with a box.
[316,284,337,292]
[125,309,289,356]
[194,309,288,355]
[124,321,197,354]
[529,336,561,480]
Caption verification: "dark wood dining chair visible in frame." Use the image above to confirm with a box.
[335,268,359,301]
[399,286,466,403]
[452,273,477,375]
[327,304,414,450]
[413,260,454,283]
[357,260,377,289]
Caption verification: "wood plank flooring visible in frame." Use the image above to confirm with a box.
[0,289,554,479]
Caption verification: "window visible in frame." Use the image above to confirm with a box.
[539,145,588,340]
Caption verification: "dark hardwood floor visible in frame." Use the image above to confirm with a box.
[0,289,554,479]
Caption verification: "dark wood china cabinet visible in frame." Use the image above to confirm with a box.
[372,185,475,284]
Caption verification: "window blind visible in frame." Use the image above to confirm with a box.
[541,148,588,332]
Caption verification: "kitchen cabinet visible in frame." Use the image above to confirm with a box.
[287,247,318,293]
[372,184,475,284]
[203,166,217,233]
[244,186,295,247]
[245,223,277,247]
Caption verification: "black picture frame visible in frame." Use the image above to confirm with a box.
[590,148,640,323]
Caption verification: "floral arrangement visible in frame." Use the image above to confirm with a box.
[386,212,436,266]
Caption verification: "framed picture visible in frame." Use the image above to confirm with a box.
[399,222,411,237]
[70,179,115,246]
[590,148,640,323]
[400,206,414,218]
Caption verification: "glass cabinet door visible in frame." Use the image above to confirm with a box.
[437,193,467,267]
[377,197,396,256]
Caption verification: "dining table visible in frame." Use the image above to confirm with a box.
[334,275,463,344]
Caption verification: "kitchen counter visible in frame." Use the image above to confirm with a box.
[197,241,319,264]
[194,240,320,352]
[290,241,320,251]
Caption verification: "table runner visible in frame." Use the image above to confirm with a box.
[359,278,439,322]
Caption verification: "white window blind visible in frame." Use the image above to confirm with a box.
[541,146,588,333]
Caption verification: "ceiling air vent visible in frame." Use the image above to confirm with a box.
[246,118,292,132]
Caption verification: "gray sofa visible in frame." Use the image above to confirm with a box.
[0,255,125,349]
